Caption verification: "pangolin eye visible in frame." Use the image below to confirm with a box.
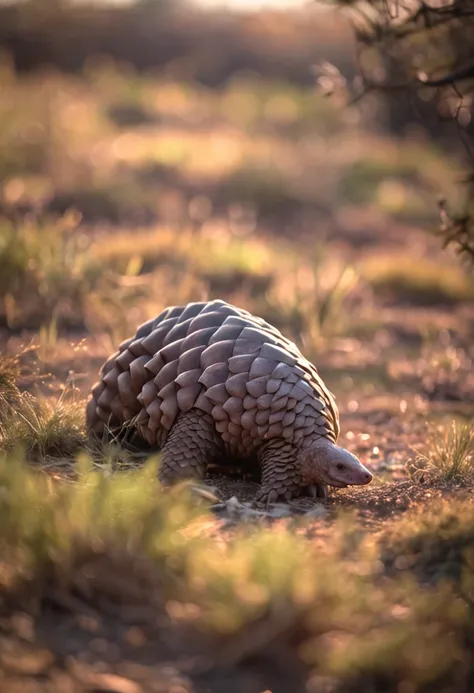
[336,463,345,471]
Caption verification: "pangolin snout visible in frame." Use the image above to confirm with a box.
[360,469,373,485]
[343,465,373,486]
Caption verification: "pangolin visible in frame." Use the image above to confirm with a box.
[86,300,373,503]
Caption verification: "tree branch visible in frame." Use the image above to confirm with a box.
[419,63,474,88]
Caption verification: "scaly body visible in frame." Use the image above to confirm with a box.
[86,300,373,502]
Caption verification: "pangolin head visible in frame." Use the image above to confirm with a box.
[299,438,373,489]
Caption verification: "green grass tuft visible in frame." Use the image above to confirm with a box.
[0,453,204,586]
[0,391,87,460]
[380,500,474,586]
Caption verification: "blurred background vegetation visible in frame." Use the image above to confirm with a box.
[328,0,474,264]
[0,1,473,692]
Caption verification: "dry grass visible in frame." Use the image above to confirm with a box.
[0,214,164,343]
[0,391,87,460]
[0,351,22,405]
[361,254,474,305]
[410,422,474,483]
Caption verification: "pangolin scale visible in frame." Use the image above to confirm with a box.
[86,300,373,502]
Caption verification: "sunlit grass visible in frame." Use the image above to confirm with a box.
[267,245,361,345]
[93,224,285,288]
[220,162,303,215]
[0,215,96,328]
[0,389,87,460]
[361,254,474,304]
[410,421,474,483]
[0,215,153,334]
[221,74,342,133]
[338,138,460,206]
[0,350,22,406]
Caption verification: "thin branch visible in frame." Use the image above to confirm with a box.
[419,63,474,88]
[335,0,474,269]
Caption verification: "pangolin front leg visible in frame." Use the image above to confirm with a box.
[158,409,223,485]
[254,440,301,505]
[255,440,328,505]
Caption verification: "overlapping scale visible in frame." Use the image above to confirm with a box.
[86,300,340,455]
